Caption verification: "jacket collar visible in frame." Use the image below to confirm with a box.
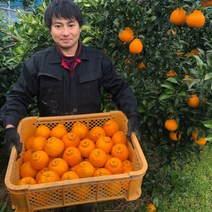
[48,45,98,64]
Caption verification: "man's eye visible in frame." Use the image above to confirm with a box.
[55,25,61,28]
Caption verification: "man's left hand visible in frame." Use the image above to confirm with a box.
[127,116,141,142]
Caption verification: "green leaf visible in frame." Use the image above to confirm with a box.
[161,83,174,90]
[204,73,212,80]
[159,93,172,100]
[203,120,212,129]
[166,78,178,84]
[206,134,212,142]
[82,36,93,44]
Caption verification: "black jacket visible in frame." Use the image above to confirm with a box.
[1,45,138,128]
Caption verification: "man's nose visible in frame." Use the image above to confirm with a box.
[62,26,70,35]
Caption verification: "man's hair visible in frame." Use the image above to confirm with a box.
[44,0,84,29]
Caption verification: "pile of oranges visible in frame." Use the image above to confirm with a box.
[17,120,134,186]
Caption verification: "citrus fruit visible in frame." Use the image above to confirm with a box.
[71,121,88,139]
[20,161,37,178]
[186,10,205,28]
[78,138,95,158]
[96,136,114,154]
[164,119,178,131]
[187,94,200,108]
[30,150,49,170]
[35,125,50,139]
[103,120,120,137]
[170,8,187,25]
[62,146,82,167]
[112,131,127,145]
[50,123,67,139]
[105,157,124,174]
[89,126,106,143]
[48,158,69,177]
[61,171,79,180]
[45,137,65,157]
[38,170,60,184]
[88,148,108,168]
[118,27,134,42]
[17,177,37,185]
[129,38,143,54]
[76,161,95,178]
[62,132,80,148]
[111,143,129,161]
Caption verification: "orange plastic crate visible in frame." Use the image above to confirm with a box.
[5,111,148,212]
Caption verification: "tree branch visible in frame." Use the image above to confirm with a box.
[0,29,20,41]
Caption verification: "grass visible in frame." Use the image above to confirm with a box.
[151,146,212,212]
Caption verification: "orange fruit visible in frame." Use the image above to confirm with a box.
[30,150,49,170]
[93,168,112,176]
[62,146,82,167]
[50,123,68,139]
[75,161,95,178]
[45,137,65,157]
[20,161,38,178]
[35,167,49,182]
[170,8,187,25]
[70,163,80,172]
[169,131,182,141]
[96,136,114,154]
[22,149,32,162]
[111,143,129,161]
[187,94,200,108]
[48,158,69,177]
[166,70,177,78]
[105,157,124,174]
[61,171,79,180]
[103,120,120,137]
[31,136,47,152]
[78,138,95,158]
[136,62,146,70]
[123,160,134,173]
[112,131,127,145]
[62,132,80,148]
[24,136,35,150]
[190,49,200,55]
[88,148,108,168]
[38,170,60,184]
[164,119,178,131]
[192,131,198,141]
[35,125,50,139]
[17,177,37,185]
[186,10,206,28]
[200,1,212,7]
[195,137,207,146]
[89,126,106,143]
[118,27,134,42]
[129,38,143,54]
[71,121,88,139]
[147,203,156,212]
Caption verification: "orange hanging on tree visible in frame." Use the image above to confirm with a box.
[118,27,134,42]
[129,38,143,54]
[170,8,187,25]
[186,10,206,28]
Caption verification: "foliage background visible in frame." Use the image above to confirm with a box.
[0,0,212,211]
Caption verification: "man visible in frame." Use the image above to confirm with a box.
[1,0,140,210]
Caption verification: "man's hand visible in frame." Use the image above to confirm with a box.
[4,128,22,158]
[127,116,141,142]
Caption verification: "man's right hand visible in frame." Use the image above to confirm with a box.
[4,128,22,158]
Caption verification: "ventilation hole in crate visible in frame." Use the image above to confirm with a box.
[28,189,62,208]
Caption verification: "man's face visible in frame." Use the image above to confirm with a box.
[51,16,81,56]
